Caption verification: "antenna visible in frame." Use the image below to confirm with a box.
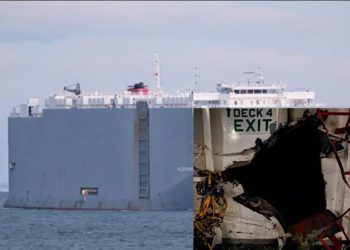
[256,67,261,78]
[256,66,264,85]
[153,53,161,90]
[243,71,255,84]
[195,66,200,90]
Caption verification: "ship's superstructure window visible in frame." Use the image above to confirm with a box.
[262,89,268,94]
[220,87,233,94]
[240,90,247,94]
[248,90,253,94]
[80,187,98,196]
[234,90,239,94]
[254,89,262,94]
[209,100,220,105]
[194,100,220,106]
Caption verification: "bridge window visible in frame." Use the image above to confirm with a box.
[248,90,253,94]
[209,100,220,105]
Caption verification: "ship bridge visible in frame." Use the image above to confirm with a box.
[208,82,316,108]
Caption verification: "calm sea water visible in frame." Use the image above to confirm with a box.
[0,193,193,250]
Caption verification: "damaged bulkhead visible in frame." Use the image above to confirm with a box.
[194,108,350,250]
[222,111,328,228]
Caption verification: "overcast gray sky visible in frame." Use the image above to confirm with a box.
[1,1,350,188]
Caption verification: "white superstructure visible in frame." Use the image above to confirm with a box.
[193,82,315,108]
[10,80,319,118]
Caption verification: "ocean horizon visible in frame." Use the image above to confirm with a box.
[0,192,192,249]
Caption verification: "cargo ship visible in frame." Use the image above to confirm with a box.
[4,79,193,210]
[4,56,320,210]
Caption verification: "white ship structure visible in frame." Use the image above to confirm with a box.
[11,80,317,117]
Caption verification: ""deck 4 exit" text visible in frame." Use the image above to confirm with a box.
[228,108,274,133]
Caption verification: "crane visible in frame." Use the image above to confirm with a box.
[64,83,81,95]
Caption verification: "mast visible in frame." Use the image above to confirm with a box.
[256,66,264,85]
[243,71,255,85]
[154,53,161,91]
[195,66,200,91]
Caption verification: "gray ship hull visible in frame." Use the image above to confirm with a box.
[5,107,193,210]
